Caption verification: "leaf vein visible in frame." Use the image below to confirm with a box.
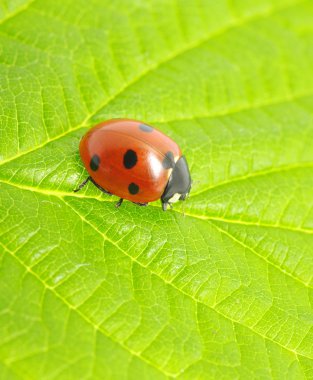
[60,197,313,360]
[0,0,37,26]
[0,241,172,378]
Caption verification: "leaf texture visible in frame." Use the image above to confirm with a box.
[1,0,313,379]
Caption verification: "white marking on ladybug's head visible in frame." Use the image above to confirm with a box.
[168,193,181,203]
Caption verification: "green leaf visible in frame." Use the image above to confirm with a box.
[1,0,313,378]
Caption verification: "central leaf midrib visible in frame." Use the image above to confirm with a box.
[1,178,313,238]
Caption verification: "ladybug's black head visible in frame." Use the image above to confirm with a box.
[161,156,191,211]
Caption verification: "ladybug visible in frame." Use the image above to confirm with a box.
[74,119,191,211]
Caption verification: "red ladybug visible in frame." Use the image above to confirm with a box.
[74,119,191,211]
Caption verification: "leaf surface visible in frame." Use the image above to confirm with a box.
[1,0,313,379]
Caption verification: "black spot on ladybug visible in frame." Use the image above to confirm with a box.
[90,154,100,171]
[128,182,139,195]
[162,151,175,169]
[123,149,137,169]
[139,124,153,133]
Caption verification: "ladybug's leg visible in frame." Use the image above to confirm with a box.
[73,176,91,192]
[161,202,173,211]
[115,198,124,208]
[162,202,168,211]
[89,177,113,196]
[132,202,148,207]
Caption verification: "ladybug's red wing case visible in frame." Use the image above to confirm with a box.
[78,119,182,204]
